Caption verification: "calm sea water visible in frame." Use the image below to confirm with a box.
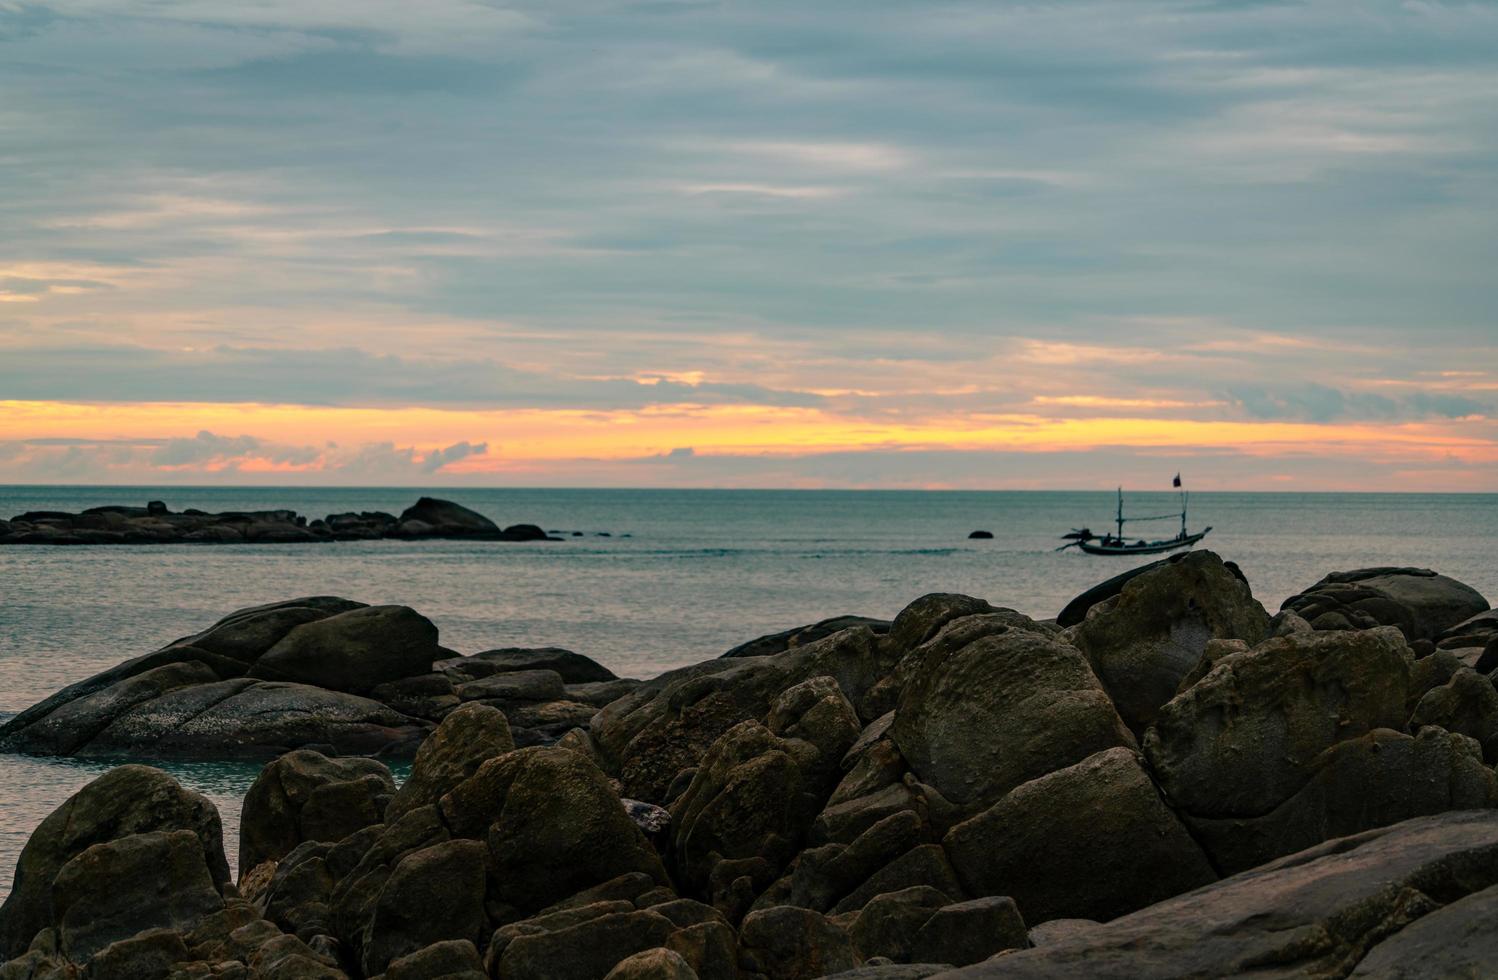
[3,486,1496,896]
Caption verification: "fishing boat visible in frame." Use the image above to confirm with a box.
[1058,476,1211,556]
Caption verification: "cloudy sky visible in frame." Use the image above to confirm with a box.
[2,0,1495,489]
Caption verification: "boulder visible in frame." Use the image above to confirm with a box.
[604,947,700,980]
[1348,880,1498,978]
[908,897,1027,966]
[932,810,1498,978]
[491,907,679,980]
[849,886,950,962]
[943,748,1215,924]
[392,497,500,537]
[1408,668,1498,760]
[0,766,230,959]
[386,702,515,823]
[439,746,668,915]
[455,668,566,703]
[50,829,225,962]
[1280,567,1490,642]
[737,906,861,980]
[1143,626,1414,819]
[384,938,487,979]
[457,647,617,683]
[1183,727,1498,874]
[1066,550,1270,732]
[238,749,395,875]
[722,618,892,660]
[362,840,490,976]
[248,605,441,694]
[890,627,1134,808]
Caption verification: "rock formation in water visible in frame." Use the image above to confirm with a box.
[3,554,1498,978]
[0,496,561,545]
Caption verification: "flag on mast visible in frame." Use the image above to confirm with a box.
[1172,473,1182,488]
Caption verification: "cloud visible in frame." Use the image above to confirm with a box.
[1224,384,1489,423]
[421,439,487,472]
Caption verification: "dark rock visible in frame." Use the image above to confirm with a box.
[1056,553,1235,628]
[908,897,1027,966]
[384,938,487,979]
[1066,550,1270,732]
[392,497,500,537]
[1348,880,1498,978]
[737,906,860,980]
[1143,626,1413,819]
[492,907,678,980]
[890,626,1134,808]
[386,702,514,824]
[934,810,1498,978]
[943,748,1215,924]
[966,531,993,539]
[367,673,458,720]
[362,840,489,976]
[440,746,668,914]
[52,829,225,962]
[83,927,191,980]
[849,886,950,962]
[500,523,555,541]
[1183,727,1498,874]
[0,766,230,959]
[248,605,441,695]
[603,947,700,979]
[459,646,617,683]
[454,668,566,703]
[722,618,893,660]
[238,749,394,875]
[1408,667,1498,760]
[1281,567,1490,642]
[886,595,999,657]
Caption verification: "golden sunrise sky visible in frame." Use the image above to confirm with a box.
[2,1,1495,489]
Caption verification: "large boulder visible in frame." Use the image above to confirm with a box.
[1066,550,1270,732]
[934,810,1498,978]
[386,702,515,823]
[50,829,226,962]
[1281,567,1490,643]
[943,748,1215,924]
[439,746,669,915]
[738,906,861,980]
[1143,626,1414,819]
[0,765,230,959]
[890,624,1134,808]
[248,605,442,694]
[450,646,617,684]
[238,749,395,875]
[722,618,892,659]
[362,839,490,976]
[392,497,500,538]
[1184,727,1498,874]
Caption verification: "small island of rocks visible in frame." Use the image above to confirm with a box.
[4,554,1498,978]
[0,497,561,545]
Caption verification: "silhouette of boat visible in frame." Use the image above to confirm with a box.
[1059,477,1211,556]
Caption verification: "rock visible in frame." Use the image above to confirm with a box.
[849,886,950,962]
[1183,727,1498,874]
[84,927,191,979]
[51,829,225,962]
[249,605,441,694]
[1281,567,1490,642]
[454,669,566,703]
[722,619,893,660]
[943,748,1215,924]
[1055,552,1249,628]
[458,647,617,683]
[603,947,700,980]
[737,906,861,980]
[489,906,678,980]
[238,750,394,875]
[1066,550,1270,732]
[1348,880,1498,978]
[906,897,1026,966]
[1143,626,1414,819]
[384,938,486,979]
[592,625,895,804]
[386,703,515,824]
[890,627,1134,808]
[830,845,963,916]
[392,497,500,537]
[439,746,668,914]
[362,840,489,976]
[932,810,1498,978]
[966,531,993,539]
[499,523,554,541]
[1408,667,1498,760]
[367,674,458,720]
[1025,919,1098,948]
[0,766,230,959]
[885,595,999,657]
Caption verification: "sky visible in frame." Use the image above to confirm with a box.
[1,0,1495,490]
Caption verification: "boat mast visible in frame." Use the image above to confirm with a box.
[1116,487,1124,541]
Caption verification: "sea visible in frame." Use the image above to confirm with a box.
[2,486,1496,897]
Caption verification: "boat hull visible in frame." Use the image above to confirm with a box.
[1076,528,1211,556]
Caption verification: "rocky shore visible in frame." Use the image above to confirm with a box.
[4,553,1498,978]
[0,497,560,545]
